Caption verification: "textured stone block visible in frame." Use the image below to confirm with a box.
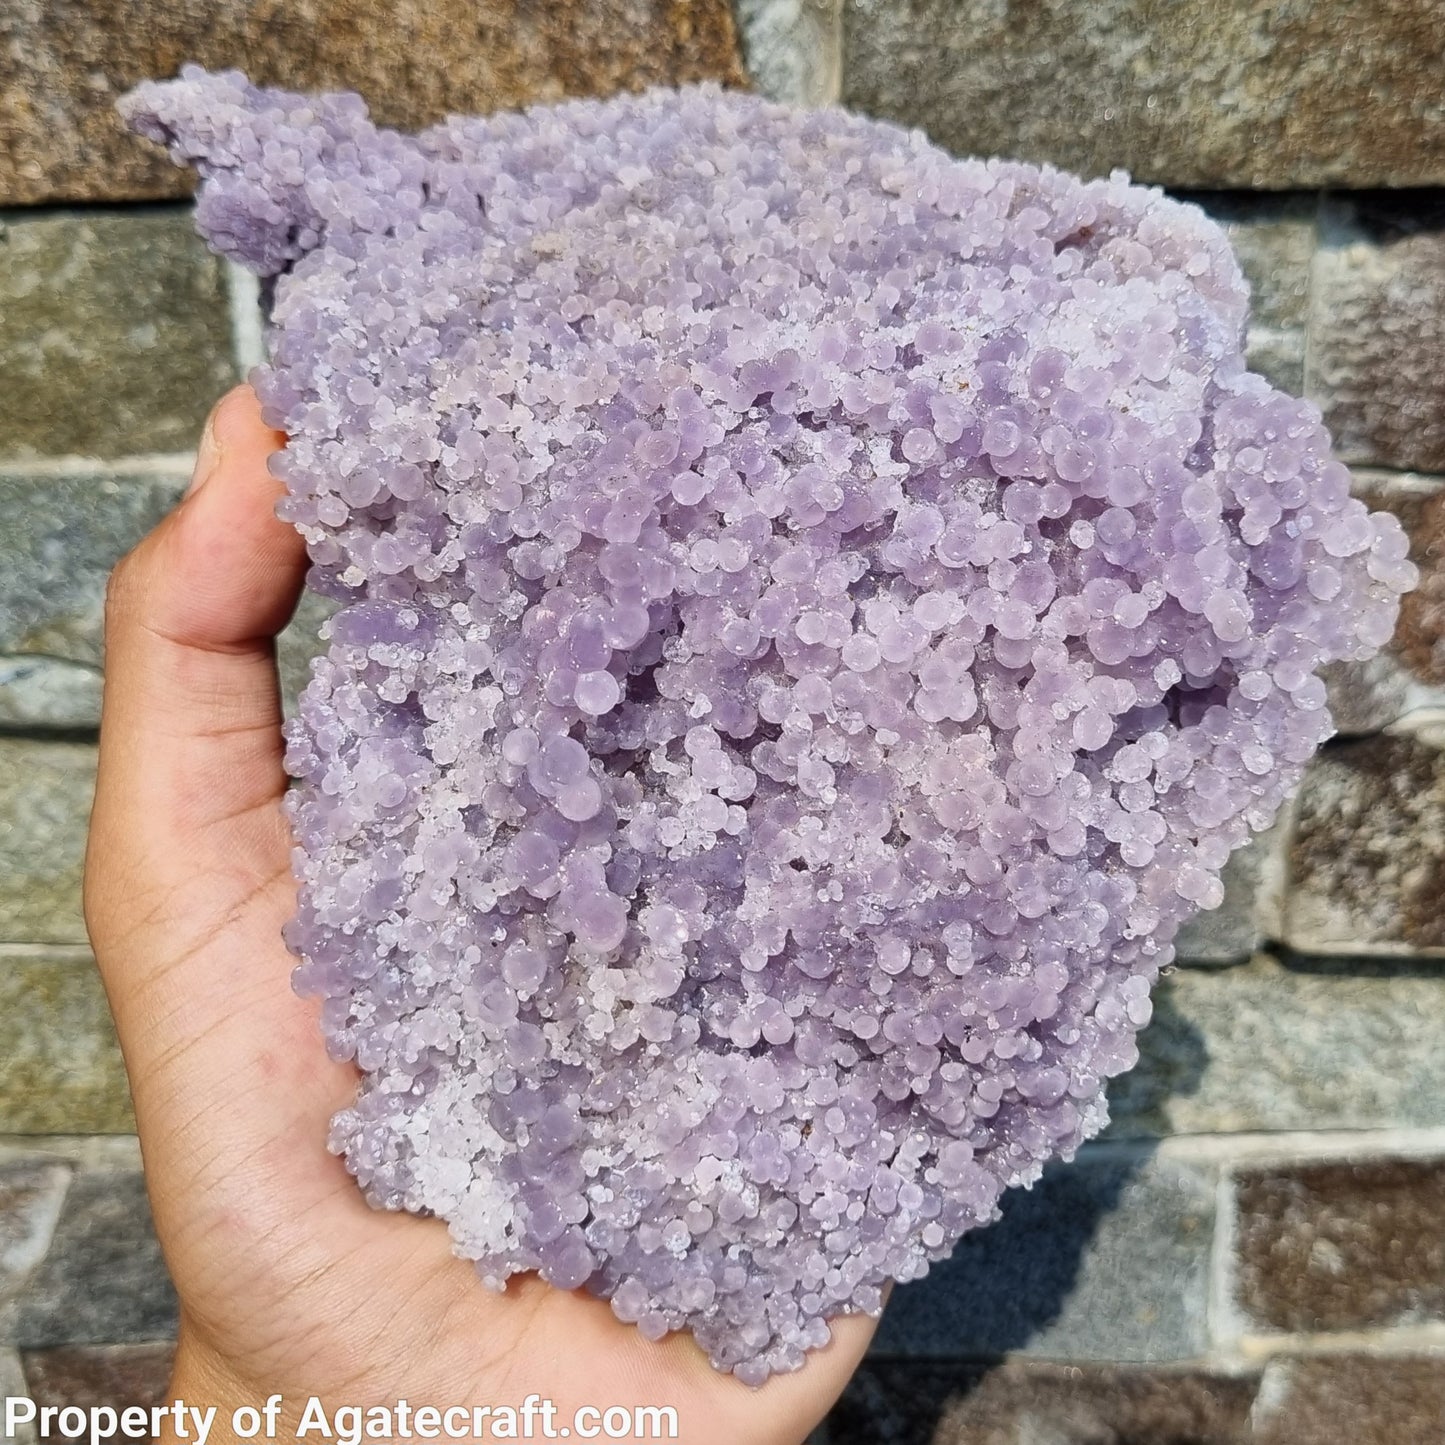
[1323,474,1445,734]
[0,465,328,729]
[1252,1355,1445,1445]
[1233,1157,1445,1334]
[1107,955,1445,1138]
[0,0,746,205]
[873,1150,1214,1361]
[0,953,133,1135]
[1188,193,1316,397]
[0,471,177,667]
[0,743,96,946]
[842,1,1445,189]
[0,214,235,460]
[1174,820,1285,966]
[0,661,102,737]
[828,1360,1258,1445]
[1311,195,1445,473]
[278,590,339,722]
[0,470,180,730]
[1285,720,1445,955]
[21,1344,175,1437]
[0,1161,70,1344]
[1,1350,36,1445]
[12,1171,176,1347]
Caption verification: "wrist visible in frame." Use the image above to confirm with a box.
[158,1330,284,1445]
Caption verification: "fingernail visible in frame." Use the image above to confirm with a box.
[186,413,224,496]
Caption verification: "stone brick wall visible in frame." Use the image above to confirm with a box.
[739,6,1445,1441]
[2,4,1442,1443]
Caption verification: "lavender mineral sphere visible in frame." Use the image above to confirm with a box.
[122,66,1413,1383]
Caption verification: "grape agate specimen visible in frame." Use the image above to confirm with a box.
[123,67,1413,1382]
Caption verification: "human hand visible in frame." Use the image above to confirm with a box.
[84,385,879,1445]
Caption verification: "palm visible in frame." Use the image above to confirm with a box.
[85,388,876,1444]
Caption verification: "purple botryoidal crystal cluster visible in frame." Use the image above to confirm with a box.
[123,66,1413,1382]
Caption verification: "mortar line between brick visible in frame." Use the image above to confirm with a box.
[1259,933,1445,959]
[0,939,99,953]
[0,944,95,960]
[1302,189,1326,402]
[0,1350,37,1445]
[0,652,102,675]
[1351,466,1445,490]
[227,261,266,375]
[819,0,845,106]
[0,727,100,745]
[0,454,194,479]
[1252,795,1295,940]
[5,1129,1437,1168]
[863,1340,1444,1372]
[1087,1127,1445,1166]
[1226,1323,1445,1363]
[1206,1162,1246,1356]
[1246,1359,1296,1433]
[0,1135,142,1168]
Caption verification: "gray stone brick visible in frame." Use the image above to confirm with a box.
[0,214,236,459]
[0,469,180,729]
[12,1171,176,1348]
[0,0,746,205]
[842,1,1445,189]
[0,466,333,730]
[1173,819,1286,966]
[1187,193,1316,397]
[0,952,133,1135]
[0,471,178,669]
[0,742,95,946]
[0,660,103,736]
[0,1160,70,1345]
[872,1148,1214,1362]
[1284,718,1445,955]
[1107,955,1445,1139]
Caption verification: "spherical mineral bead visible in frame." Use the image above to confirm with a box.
[501,727,538,766]
[557,776,604,821]
[575,670,622,715]
[536,734,590,789]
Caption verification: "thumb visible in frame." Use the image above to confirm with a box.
[84,385,342,1182]
[90,383,305,857]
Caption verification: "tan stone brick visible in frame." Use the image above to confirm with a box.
[1,0,746,205]
[843,1,1445,188]
[0,214,234,459]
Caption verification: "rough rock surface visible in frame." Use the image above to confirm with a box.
[0,0,745,204]
[1286,723,1445,955]
[0,213,233,459]
[1311,195,1445,473]
[843,0,1445,189]
[122,68,1411,1381]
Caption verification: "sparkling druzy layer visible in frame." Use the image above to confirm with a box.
[123,67,1413,1382]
